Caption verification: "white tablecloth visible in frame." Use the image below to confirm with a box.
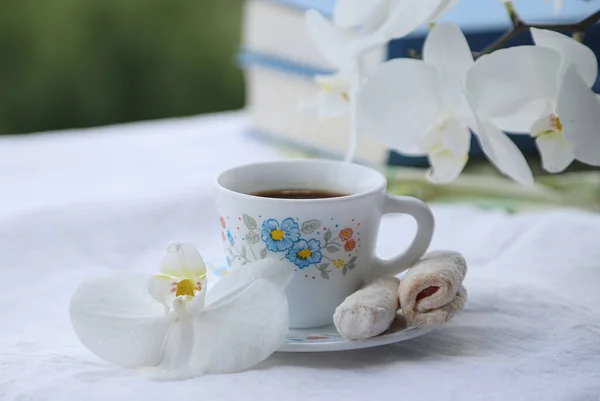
[1,112,600,401]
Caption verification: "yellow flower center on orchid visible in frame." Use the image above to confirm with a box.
[551,114,563,132]
[175,279,196,297]
[320,81,334,92]
[297,249,312,260]
[535,114,565,141]
[270,229,284,241]
[319,81,349,101]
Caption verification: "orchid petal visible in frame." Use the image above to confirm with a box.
[531,28,598,88]
[148,274,175,307]
[419,119,470,157]
[422,120,470,183]
[379,0,446,41]
[305,10,350,69]
[442,120,472,157]
[531,113,557,137]
[466,46,561,126]
[159,242,207,280]
[458,101,480,133]
[489,101,554,133]
[333,0,388,29]
[427,151,468,184]
[347,32,388,58]
[206,258,293,305]
[140,295,210,381]
[419,125,443,153]
[303,72,352,120]
[423,22,473,112]
[142,319,196,380]
[190,278,289,374]
[531,114,574,173]
[536,135,575,173]
[475,119,534,185]
[556,66,600,166]
[357,58,442,152]
[314,91,349,120]
[69,274,171,368]
[360,0,393,34]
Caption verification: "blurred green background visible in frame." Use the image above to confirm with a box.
[0,0,244,135]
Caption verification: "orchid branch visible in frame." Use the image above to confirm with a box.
[504,2,520,25]
[475,3,600,58]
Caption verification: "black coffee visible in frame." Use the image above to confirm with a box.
[251,189,347,199]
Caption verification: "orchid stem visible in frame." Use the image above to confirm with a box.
[504,2,519,25]
[573,31,585,42]
[345,88,359,163]
[344,52,365,163]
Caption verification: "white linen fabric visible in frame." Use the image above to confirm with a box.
[1,112,599,401]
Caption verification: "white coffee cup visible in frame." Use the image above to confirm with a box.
[214,160,434,328]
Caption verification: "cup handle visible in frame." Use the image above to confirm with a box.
[369,195,435,280]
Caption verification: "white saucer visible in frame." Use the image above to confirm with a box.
[208,262,435,352]
[278,320,435,352]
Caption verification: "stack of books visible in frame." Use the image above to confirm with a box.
[238,0,600,166]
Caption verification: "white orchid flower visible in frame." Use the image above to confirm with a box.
[70,242,293,380]
[333,0,459,46]
[357,22,532,184]
[333,0,390,34]
[304,0,459,121]
[466,28,600,173]
[302,10,356,120]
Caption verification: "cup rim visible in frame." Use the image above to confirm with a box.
[214,159,387,203]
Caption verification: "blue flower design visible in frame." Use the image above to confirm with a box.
[261,218,300,252]
[226,230,234,244]
[286,239,322,269]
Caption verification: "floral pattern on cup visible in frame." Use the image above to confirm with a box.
[286,239,323,268]
[344,239,356,252]
[339,228,353,241]
[261,218,300,252]
[221,214,361,279]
